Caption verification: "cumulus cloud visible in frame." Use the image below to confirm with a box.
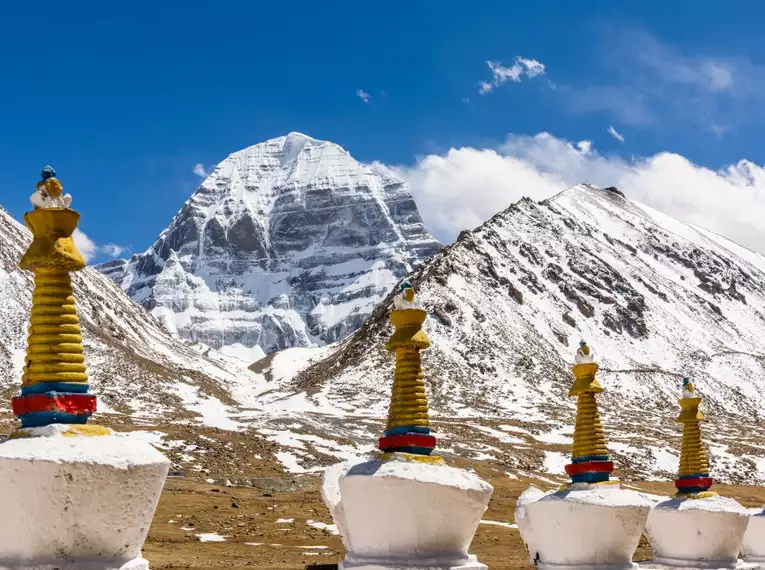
[576,140,593,154]
[193,163,207,177]
[392,132,765,255]
[73,229,97,262]
[356,89,371,103]
[73,229,128,262]
[608,126,625,143]
[479,57,546,94]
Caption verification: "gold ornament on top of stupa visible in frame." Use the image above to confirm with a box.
[11,167,110,437]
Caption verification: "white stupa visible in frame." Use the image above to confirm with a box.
[642,379,756,570]
[322,284,493,569]
[516,342,653,570]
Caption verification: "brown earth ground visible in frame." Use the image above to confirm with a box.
[142,458,765,570]
[1,416,762,570]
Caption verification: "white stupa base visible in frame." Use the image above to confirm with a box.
[0,433,169,570]
[515,483,653,570]
[640,557,759,570]
[534,563,636,570]
[339,552,486,569]
[644,495,752,570]
[743,508,765,563]
[323,455,493,570]
[0,557,150,570]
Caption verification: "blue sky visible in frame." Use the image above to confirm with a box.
[3,1,765,259]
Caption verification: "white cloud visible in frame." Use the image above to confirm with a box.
[102,244,127,258]
[576,140,593,154]
[73,229,128,262]
[392,132,765,255]
[356,89,371,103]
[479,57,546,94]
[608,126,625,143]
[193,163,207,177]
[558,30,765,131]
[73,229,97,262]
[516,57,546,78]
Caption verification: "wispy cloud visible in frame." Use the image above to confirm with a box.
[193,163,207,177]
[356,89,371,103]
[608,126,625,143]
[73,229,128,262]
[479,57,546,94]
[557,29,765,132]
[391,132,765,255]
[102,243,127,258]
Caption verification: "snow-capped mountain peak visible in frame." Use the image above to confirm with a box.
[100,134,441,358]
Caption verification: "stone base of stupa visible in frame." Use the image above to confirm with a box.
[516,483,653,570]
[0,428,169,570]
[322,453,493,570]
[743,508,765,564]
[643,495,753,570]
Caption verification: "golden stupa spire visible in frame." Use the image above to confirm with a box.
[377,281,442,464]
[674,377,714,497]
[11,166,109,437]
[564,340,614,485]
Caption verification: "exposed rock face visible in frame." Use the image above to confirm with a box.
[101,133,440,358]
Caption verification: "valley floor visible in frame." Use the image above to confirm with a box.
[142,466,765,570]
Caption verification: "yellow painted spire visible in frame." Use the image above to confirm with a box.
[378,283,441,463]
[565,341,613,484]
[20,209,88,389]
[674,378,714,497]
[11,167,110,436]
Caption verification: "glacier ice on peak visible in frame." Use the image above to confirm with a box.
[99,133,441,357]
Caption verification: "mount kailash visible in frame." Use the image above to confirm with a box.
[100,132,440,361]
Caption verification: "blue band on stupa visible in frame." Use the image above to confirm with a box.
[384,425,431,436]
[21,382,90,396]
[19,411,92,428]
[570,472,610,484]
[571,455,610,464]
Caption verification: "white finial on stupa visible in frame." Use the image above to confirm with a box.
[30,166,72,210]
[393,280,420,310]
[681,377,696,400]
[575,339,594,364]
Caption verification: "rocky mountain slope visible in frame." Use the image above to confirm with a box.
[0,203,263,426]
[275,184,765,483]
[5,181,765,487]
[101,133,440,360]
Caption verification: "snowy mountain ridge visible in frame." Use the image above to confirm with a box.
[0,203,264,425]
[275,183,765,483]
[100,133,440,360]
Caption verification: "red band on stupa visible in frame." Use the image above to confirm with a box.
[565,461,614,476]
[674,477,713,490]
[378,433,436,451]
[12,393,97,416]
